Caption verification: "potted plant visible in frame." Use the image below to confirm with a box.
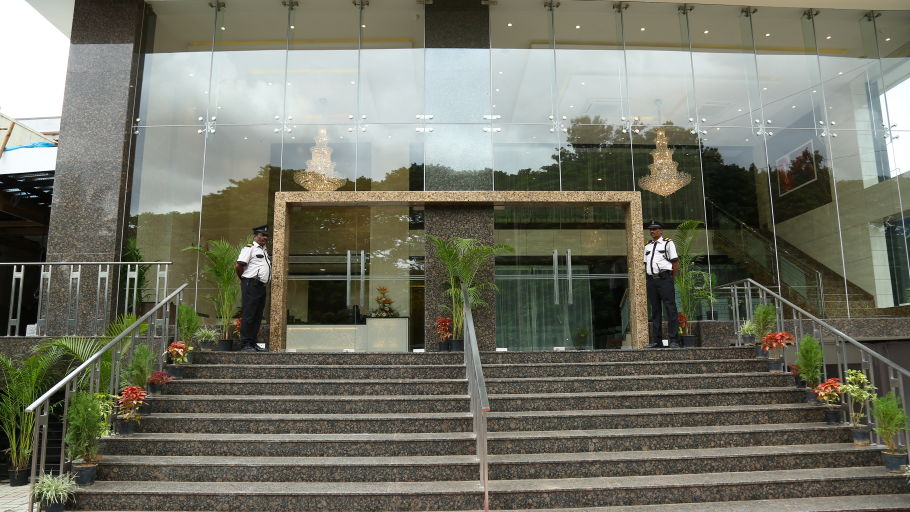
[872,391,909,472]
[65,391,111,485]
[788,364,802,388]
[0,352,62,486]
[435,317,454,352]
[795,335,823,401]
[164,340,193,378]
[760,331,794,372]
[427,235,513,350]
[672,220,716,345]
[121,344,155,389]
[838,369,876,445]
[116,385,146,435]
[370,287,400,318]
[677,314,696,348]
[147,370,172,395]
[814,377,843,425]
[750,304,777,357]
[176,303,201,348]
[194,326,220,352]
[32,472,77,512]
[183,240,245,350]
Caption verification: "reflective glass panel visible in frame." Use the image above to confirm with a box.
[425,49,491,124]
[560,123,633,191]
[424,124,493,190]
[356,124,424,191]
[492,124,560,191]
[282,124,357,192]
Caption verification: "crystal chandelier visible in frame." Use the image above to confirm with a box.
[638,129,692,196]
[294,128,345,191]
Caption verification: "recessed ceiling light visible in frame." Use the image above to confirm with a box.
[838,71,843,75]
[580,82,585,86]
[575,25,581,29]
[826,35,832,39]
[764,33,771,37]
[737,108,742,112]
[362,24,366,28]
[640,27,646,31]
[507,22,513,27]
[791,105,797,109]
[762,87,767,90]
[220,26,226,31]
[289,25,295,29]
[495,88,500,92]
[703,30,709,34]
[885,37,891,42]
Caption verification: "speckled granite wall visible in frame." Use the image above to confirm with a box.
[269,192,647,351]
[424,205,496,351]
[44,0,148,335]
[426,0,489,49]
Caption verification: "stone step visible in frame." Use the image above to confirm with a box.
[487,443,881,480]
[488,494,910,511]
[97,454,479,482]
[486,404,825,432]
[180,364,466,380]
[486,423,851,454]
[73,480,483,511]
[160,378,468,396]
[192,351,464,366]
[480,347,756,364]
[101,432,476,457]
[486,372,793,394]
[485,467,906,509]
[489,387,804,412]
[144,394,470,414]
[138,412,472,434]
[482,359,768,378]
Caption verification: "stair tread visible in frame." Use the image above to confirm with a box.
[165,378,468,384]
[105,432,475,441]
[487,422,847,439]
[99,454,479,466]
[78,480,483,494]
[488,403,821,418]
[490,387,797,399]
[142,412,472,420]
[488,443,879,463]
[484,358,759,368]
[150,394,470,401]
[486,466,902,492]
[486,371,784,382]
[185,363,466,369]
[488,493,910,511]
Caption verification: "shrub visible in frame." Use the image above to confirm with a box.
[177,303,201,343]
[165,341,192,364]
[122,344,155,389]
[33,472,77,505]
[839,369,876,427]
[814,377,842,406]
[795,335,823,388]
[752,304,777,339]
[65,392,111,464]
[873,392,909,453]
[194,326,219,346]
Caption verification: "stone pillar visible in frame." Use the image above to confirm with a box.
[425,0,489,49]
[45,0,148,334]
[424,205,496,351]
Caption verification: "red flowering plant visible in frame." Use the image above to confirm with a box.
[435,317,453,341]
[148,371,172,387]
[165,340,193,364]
[233,317,242,338]
[677,313,688,336]
[814,377,843,410]
[760,331,794,360]
[117,385,146,423]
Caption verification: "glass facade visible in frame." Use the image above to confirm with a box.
[129,0,910,329]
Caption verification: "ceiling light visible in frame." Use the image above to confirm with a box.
[507,22,513,27]
[640,27,646,31]
[838,71,843,75]
[826,35,831,39]
[495,88,500,92]
[220,26,225,31]
[290,25,295,29]
[703,30,709,34]
[885,37,891,42]
[764,33,770,37]
[581,82,585,86]
[762,87,767,90]
[575,25,581,29]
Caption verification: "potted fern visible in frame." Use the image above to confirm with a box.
[795,335,823,401]
[32,472,77,512]
[873,392,909,472]
[183,239,246,350]
[839,370,876,445]
[65,391,111,485]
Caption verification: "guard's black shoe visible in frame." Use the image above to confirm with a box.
[645,342,663,349]
[253,345,266,352]
[240,345,256,352]
[668,341,682,348]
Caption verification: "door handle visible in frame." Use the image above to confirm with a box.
[566,249,573,305]
[359,250,366,309]
[552,249,559,305]
[346,250,352,308]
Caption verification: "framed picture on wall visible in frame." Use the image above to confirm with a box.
[776,140,818,196]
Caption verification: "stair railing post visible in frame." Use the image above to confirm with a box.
[731,285,741,347]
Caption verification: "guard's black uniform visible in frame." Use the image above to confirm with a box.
[237,226,271,351]
[644,233,679,347]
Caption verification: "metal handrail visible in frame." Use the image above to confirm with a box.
[23,283,187,510]
[461,284,490,511]
[720,278,910,451]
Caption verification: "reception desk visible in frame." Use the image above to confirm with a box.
[286,318,408,352]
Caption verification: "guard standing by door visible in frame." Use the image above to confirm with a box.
[644,220,680,348]
[236,225,271,352]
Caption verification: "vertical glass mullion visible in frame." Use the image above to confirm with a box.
[548,3,560,191]
[355,3,364,191]
[617,4,635,192]
[279,3,293,192]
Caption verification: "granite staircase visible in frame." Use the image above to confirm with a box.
[74,347,910,511]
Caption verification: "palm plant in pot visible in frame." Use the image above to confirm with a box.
[115,385,146,435]
[427,235,513,351]
[814,377,843,425]
[65,391,112,485]
[184,240,245,350]
[795,335,823,402]
[32,472,77,512]
[872,391,909,472]
[672,220,716,346]
[760,331,794,372]
[0,351,62,486]
[838,369,876,445]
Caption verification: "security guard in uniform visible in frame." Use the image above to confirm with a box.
[644,221,680,348]
[236,225,271,352]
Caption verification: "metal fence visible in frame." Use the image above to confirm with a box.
[721,278,910,452]
[462,284,490,511]
[1,261,171,337]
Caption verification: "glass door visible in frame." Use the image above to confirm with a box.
[495,205,628,350]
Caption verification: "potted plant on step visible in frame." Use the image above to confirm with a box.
[183,239,245,351]
[750,304,777,357]
[427,235,513,351]
[814,377,843,425]
[147,370,172,395]
[795,335,823,402]
[838,369,876,445]
[32,472,76,512]
[435,317,454,352]
[164,340,193,379]
[121,344,155,389]
[872,391,909,472]
[116,385,146,435]
[194,326,220,352]
[761,331,794,372]
[673,220,716,347]
[177,303,202,348]
[65,391,112,485]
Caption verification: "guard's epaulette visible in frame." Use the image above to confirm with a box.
[663,237,672,241]
[245,244,253,247]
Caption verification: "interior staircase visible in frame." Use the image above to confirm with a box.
[75,347,910,511]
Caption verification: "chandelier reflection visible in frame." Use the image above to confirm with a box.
[294,128,345,191]
[638,129,691,196]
